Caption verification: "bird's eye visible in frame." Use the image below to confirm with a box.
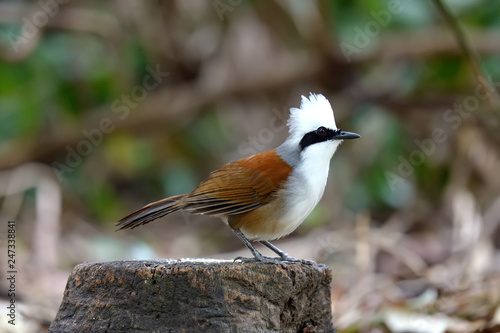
[317,127,327,136]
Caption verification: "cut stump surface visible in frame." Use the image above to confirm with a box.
[49,259,336,333]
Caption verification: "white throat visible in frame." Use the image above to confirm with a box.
[273,139,341,239]
[267,93,345,239]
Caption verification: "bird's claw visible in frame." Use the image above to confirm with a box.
[234,254,316,265]
[233,255,282,264]
[278,255,317,265]
[233,256,257,263]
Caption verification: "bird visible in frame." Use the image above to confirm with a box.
[116,93,360,262]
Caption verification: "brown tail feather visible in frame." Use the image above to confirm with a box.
[116,194,186,230]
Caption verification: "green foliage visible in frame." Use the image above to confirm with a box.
[0,0,498,229]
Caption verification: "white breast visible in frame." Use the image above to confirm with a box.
[270,140,340,240]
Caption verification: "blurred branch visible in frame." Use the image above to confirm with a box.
[432,0,500,109]
[0,163,61,271]
[0,53,321,170]
[0,4,121,62]
[3,24,500,169]
[328,28,500,62]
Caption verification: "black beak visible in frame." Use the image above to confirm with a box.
[333,130,360,140]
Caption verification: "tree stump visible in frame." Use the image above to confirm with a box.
[49,259,336,333]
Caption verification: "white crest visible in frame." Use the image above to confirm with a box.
[287,93,337,141]
[277,92,342,167]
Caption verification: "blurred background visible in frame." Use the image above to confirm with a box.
[1,0,500,332]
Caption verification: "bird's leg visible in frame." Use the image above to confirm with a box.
[232,230,276,263]
[260,240,316,265]
[260,241,290,259]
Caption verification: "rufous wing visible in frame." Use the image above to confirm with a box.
[182,150,292,216]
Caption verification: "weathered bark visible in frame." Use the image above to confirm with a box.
[49,259,335,333]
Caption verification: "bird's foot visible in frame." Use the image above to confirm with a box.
[234,254,286,264]
[233,256,256,263]
[278,254,317,266]
[234,254,316,265]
